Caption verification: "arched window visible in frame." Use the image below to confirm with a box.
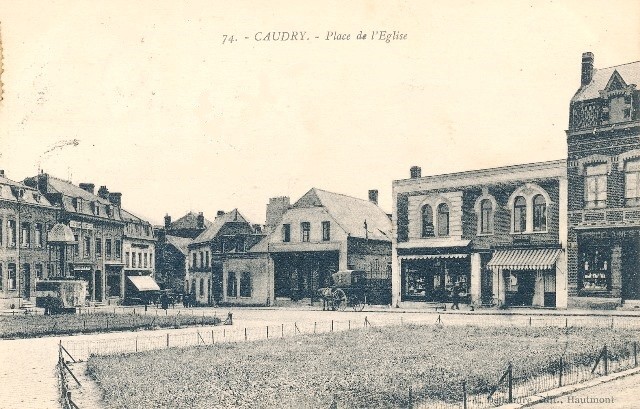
[513,196,527,233]
[480,199,493,234]
[421,205,434,237]
[533,195,547,232]
[199,278,205,296]
[437,203,449,236]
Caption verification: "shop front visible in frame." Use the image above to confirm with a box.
[399,254,470,303]
[487,248,562,308]
[574,229,640,303]
[272,251,339,301]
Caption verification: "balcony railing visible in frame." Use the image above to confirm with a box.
[569,207,640,228]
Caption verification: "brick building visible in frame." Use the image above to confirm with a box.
[121,208,158,302]
[187,209,267,305]
[23,174,125,304]
[267,188,392,304]
[392,162,568,308]
[0,170,59,308]
[154,211,211,294]
[566,53,640,308]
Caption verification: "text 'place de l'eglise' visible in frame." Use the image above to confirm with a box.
[0,52,639,312]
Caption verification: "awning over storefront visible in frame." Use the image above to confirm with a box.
[397,239,471,249]
[487,248,562,271]
[127,275,161,292]
[399,254,468,260]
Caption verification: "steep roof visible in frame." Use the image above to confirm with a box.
[46,175,111,204]
[165,235,192,255]
[192,209,249,244]
[293,188,391,241]
[121,208,151,224]
[0,175,53,206]
[572,60,640,102]
[170,211,212,231]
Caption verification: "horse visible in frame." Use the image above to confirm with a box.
[317,287,334,311]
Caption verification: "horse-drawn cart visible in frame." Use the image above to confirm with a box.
[318,270,367,312]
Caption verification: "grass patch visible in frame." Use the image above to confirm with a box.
[86,325,640,408]
[0,312,221,339]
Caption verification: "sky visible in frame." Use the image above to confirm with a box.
[0,0,639,225]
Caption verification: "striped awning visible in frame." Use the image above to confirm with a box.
[399,254,468,260]
[487,248,562,271]
[127,275,161,292]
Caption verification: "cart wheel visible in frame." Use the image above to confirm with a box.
[352,296,365,312]
[333,289,347,312]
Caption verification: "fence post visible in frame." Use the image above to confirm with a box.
[559,356,563,387]
[331,320,334,332]
[166,333,169,348]
[314,322,316,334]
[611,317,614,329]
[634,341,637,367]
[266,326,269,339]
[529,316,532,326]
[281,323,284,338]
[349,320,351,330]
[106,317,109,331]
[463,380,467,409]
[245,328,247,341]
[507,362,513,403]
[408,386,413,409]
[565,317,568,328]
[604,345,608,376]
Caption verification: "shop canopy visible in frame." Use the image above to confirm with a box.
[487,248,562,271]
[399,254,468,260]
[127,275,161,292]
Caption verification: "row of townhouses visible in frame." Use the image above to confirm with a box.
[0,172,157,309]
[1,52,638,311]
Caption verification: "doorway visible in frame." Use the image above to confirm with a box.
[22,264,31,299]
[622,237,640,300]
[506,271,535,306]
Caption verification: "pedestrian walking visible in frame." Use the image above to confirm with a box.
[451,282,462,310]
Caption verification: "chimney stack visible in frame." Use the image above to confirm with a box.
[97,185,109,199]
[581,52,594,86]
[410,166,422,179]
[266,196,291,232]
[79,183,95,194]
[368,189,379,205]
[197,212,205,229]
[164,214,171,229]
[108,192,122,207]
[0,170,4,178]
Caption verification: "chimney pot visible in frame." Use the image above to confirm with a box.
[97,185,109,199]
[108,192,122,207]
[368,189,379,205]
[216,210,225,217]
[197,212,205,229]
[581,52,594,86]
[410,166,422,179]
[0,170,5,177]
[79,183,95,194]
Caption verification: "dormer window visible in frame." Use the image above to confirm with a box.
[33,194,41,203]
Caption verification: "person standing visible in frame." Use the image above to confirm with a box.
[451,282,462,310]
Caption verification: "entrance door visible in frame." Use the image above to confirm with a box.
[506,271,535,306]
[622,238,640,300]
[22,264,31,299]
[481,268,493,304]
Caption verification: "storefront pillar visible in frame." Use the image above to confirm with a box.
[492,268,505,304]
[611,245,623,298]
[556,251,568,308]
[532,271,544,307]
[470,253,481,305]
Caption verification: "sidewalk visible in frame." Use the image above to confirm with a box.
[497,367,640,409]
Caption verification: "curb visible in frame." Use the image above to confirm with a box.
[495,366,640,408]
